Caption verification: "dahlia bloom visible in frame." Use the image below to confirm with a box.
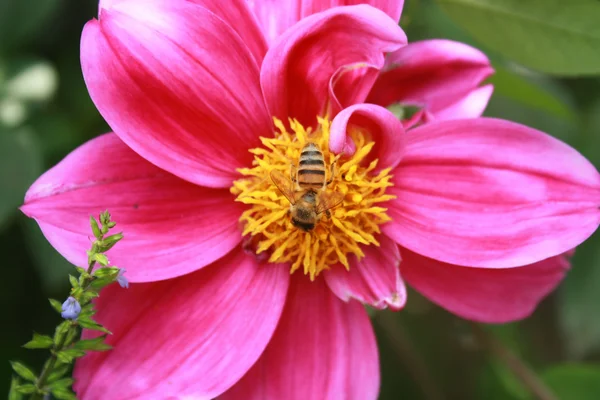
[21,0,600,399]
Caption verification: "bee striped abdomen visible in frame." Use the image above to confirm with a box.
[297,143,326,189]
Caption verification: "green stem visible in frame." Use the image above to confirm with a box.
[470,324,559,400]
[29,324,77,400]
[29,261,97,399]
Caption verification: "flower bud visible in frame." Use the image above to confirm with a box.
[61,296,81,320]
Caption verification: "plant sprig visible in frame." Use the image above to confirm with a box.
[9,211,126,400]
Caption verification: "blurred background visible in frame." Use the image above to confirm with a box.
[1,0,599,399]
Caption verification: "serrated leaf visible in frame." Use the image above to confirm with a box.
[51,387,77,400]
[56,348,86,364]
[49,377,74,389]
[53,321,72,344]
[93,266,120,278]
[90,216,102,239]
[81,290,100,303]
[64,326,80,347]
[68,275,79,289]
[49,298,63,313]
[89,277,116,290]
[73,336,112,351]
[9,376,24,400]
[77,316,112,334]
[92,253,109,267]
[47,364,71,383]
[14,384,37,395]
[436,0,600,75]
[23,332,54,349]
[10,361,37,382]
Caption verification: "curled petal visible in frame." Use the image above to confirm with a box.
[74,250,290,399]
[82,1,272,188]
[401,247,571,323]
[247,0,405,44]
[384,118,600,268]
[367,39,494,123]
[330,103,405,171]
[261,4,406,128]
[22,134,245,282]
[325,235,406,310]
[221,276,379,400]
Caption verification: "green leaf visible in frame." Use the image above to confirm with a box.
[93,266,120,278]
[542,364,600,400]
[14,384,37,395]
[63,325,80,347]
[0,128,42,231]
[10,361,37,382]
[56,348,86,364]
[23,332,54,349]
[489,66,575,120]
[89,277,115,290]
[77,316,112,334]
[49,377,74,389]
[49,298,63,313]
[81,290,100,303]
[51,387,77,400]
[436,0,600,75]
[53,321,72,344]
[68,274,79,289]
[47,363,71,383]
[90,216,102,239]
[9,376,24,400]
[92,253,109,267]
[73,336,112,352]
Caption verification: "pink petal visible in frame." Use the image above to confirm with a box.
[325,235,406,310]
[221,276,379,400]
[247,0,404,44]
[105,0,269,64]
[400,247,571,323]
[367,39,494,122]
[261,4,406,128]
[330,103,405,171]
[432,84,494,122]
[21,134,245,282]
[82,0,272,188]
[384,118,600,268]
[74,250,290,399]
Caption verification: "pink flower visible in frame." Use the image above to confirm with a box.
[21,0,600,399]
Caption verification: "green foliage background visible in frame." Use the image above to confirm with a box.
[1,0,599,398]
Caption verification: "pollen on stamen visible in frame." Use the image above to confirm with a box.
[230,117,395,281]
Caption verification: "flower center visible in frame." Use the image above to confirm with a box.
[231,117,394,280]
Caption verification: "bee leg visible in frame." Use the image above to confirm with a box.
[325,210,331,219]
[290,164,297,183]
[326,154,340,185]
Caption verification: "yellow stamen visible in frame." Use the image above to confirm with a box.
[231,117,395,280]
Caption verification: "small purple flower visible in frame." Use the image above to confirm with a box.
[61,296,81,320]
[117,268,129,289]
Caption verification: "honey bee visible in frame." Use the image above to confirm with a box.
[270,143,344,232]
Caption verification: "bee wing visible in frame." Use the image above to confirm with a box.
[316,191,345,215]
[270,169,297,205]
